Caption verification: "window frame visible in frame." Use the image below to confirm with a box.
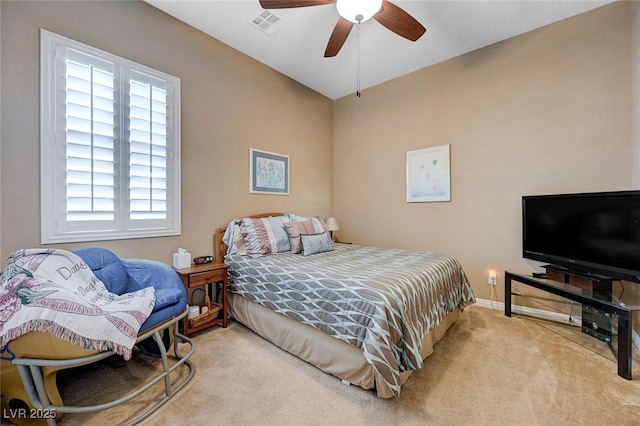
[40,29,181,244]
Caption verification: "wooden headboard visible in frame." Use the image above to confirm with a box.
[213,212,285,263]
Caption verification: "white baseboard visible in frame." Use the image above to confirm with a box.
[474,297,640,350]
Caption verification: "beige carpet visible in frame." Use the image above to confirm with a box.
[5,306,640,425]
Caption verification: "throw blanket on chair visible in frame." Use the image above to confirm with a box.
[0,249,155,359]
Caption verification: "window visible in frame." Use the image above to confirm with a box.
[40,30,181,244]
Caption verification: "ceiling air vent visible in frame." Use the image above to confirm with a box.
[249,10,288,37]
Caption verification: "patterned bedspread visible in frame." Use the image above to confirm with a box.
[225,244,475,397]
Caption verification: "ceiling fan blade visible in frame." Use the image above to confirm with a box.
[373,0,426,42]
[259,0,335,9]
[324,17,353,57]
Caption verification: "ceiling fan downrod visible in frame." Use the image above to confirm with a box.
[356,21,361,98]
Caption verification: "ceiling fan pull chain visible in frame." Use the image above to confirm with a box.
[356,22,361,98]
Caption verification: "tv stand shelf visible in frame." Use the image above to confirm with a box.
[504,271,638,380]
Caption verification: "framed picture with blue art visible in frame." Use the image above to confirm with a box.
[250,148,289,195]
[406,144,451,203]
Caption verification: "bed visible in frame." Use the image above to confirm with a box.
[213,213,475,398]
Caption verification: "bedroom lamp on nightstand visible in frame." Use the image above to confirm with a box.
[326,217,340,242]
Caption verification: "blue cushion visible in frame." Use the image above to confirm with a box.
[121,259,187,330]
[140,301,186,332]
[121,259,186,293]
[153,288,184,311]
[73,247,128,295]
[73,247,188,333]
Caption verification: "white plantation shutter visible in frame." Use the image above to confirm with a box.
[41,30,181,244]
[128,72,168,221]
[65,53,116,223]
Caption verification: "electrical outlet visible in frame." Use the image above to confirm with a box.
[488,271,497,286]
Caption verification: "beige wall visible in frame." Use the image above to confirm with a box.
[0,1,333,264]
[333,2,633,301]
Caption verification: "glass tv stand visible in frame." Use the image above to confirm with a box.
[505,271,640,380]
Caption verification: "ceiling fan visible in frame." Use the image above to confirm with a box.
[259,0,426,57]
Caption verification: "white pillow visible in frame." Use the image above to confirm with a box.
[222,220,243,255]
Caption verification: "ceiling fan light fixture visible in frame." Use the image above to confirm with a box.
[336,0,383,23]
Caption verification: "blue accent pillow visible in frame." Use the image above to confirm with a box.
[300,233,333,256]
[73,247,128,295]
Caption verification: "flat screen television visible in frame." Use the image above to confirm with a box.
[522,190,640,283]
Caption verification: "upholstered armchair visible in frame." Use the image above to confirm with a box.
[0,247,194,425]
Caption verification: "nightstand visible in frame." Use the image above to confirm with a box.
[174,263,228,336]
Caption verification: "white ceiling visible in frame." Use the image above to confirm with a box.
[145,0,613,100]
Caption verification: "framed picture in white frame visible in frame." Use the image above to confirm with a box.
[406,144,451,203]
[249,148,289,195]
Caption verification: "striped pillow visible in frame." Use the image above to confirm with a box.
[240,216,291,257]
[285,213,330,238]
[283,219,315,254]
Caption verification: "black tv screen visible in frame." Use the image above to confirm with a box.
[522,190,640,282]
